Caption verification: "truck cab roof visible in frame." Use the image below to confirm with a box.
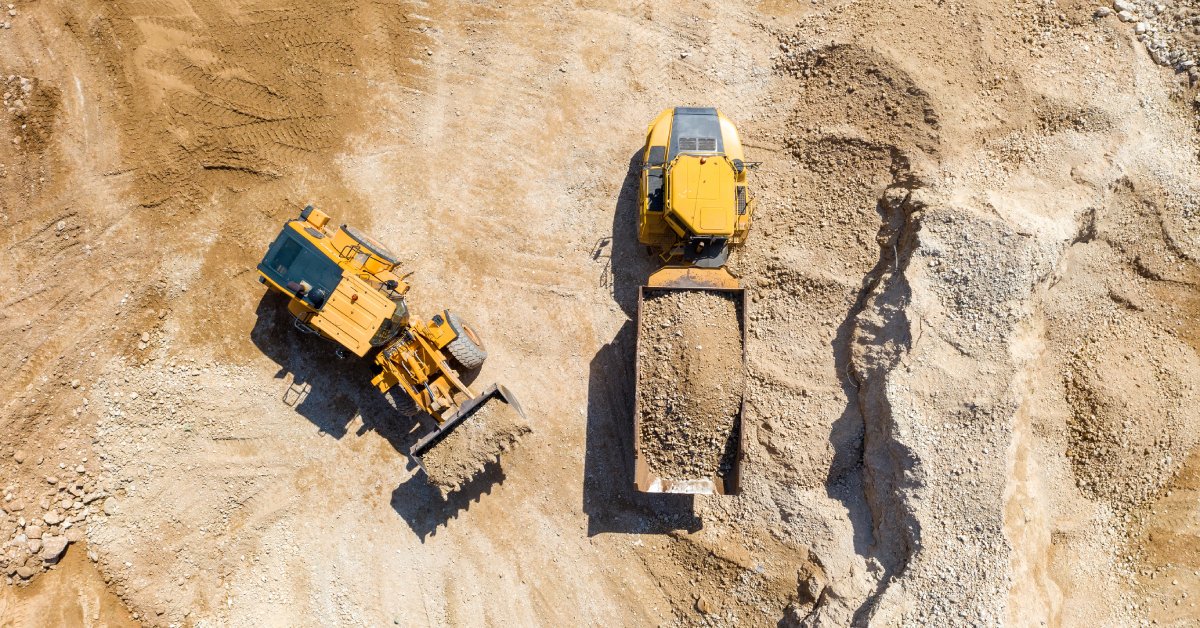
[667,107,726,156]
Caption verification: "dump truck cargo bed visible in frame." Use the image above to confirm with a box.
[633,267,746,495]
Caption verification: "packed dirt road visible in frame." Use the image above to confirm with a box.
[1,0,1199,626]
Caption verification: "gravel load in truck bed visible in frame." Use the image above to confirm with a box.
[637,289,744,482]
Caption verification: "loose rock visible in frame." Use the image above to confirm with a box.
[637,289,744,482]
[40,535,68,563]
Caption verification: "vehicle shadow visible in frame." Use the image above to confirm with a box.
[390,459,506,541]
[582,150,700,536]
[249,291,504,540]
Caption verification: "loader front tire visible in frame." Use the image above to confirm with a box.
[445,312,487,371]
[383,385,419,417]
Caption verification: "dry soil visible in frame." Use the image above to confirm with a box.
[1,0,1199,626]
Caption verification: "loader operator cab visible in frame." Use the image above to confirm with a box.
[259,229,342,310]
[637,107,754,267]
[257,206,414,357]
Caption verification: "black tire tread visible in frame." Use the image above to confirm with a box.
[383,385,419,417]
[445,312,487,370]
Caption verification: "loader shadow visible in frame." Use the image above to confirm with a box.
[250,291,504,537]
[581,150,700,536]
[390,459,506,541]
[251,292,394,439]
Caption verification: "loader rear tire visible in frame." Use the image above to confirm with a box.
[445,312,487,371]
[383,385,419,417]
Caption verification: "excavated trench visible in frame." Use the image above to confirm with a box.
[755,39,946,622]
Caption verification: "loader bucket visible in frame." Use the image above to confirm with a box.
[633,266,746,495]
[411,384,530,492]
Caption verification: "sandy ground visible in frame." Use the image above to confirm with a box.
[1,0,1198,626]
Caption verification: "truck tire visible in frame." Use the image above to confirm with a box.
[445,312,487,371]
[383,385,419,417]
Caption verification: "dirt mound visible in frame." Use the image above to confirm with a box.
[419,399,529,493]
[0,543,136,625]
[775,41,940,157]
[637,289,744,482]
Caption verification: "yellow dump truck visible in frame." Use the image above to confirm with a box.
[256,206,527,491]
[632,107,754,495]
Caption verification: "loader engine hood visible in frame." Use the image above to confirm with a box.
[665,155,737,238]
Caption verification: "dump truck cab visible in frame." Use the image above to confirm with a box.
[638,107,754,267]
[257,205,413,357]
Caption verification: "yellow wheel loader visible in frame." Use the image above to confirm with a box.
[631,107,755,495]
[256,205,528,491]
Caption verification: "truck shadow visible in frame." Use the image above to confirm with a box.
[584,322,701,535]
[249,291,504,540]
[582,150,700,535]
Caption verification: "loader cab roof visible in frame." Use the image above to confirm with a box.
[257,224,344,309]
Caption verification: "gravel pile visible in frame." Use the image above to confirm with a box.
[419,398,529,493]
[1099,0,1200,75]
[1,439,111,582]
[636,289,744,483]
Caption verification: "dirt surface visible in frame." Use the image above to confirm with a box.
[0,544,136,627]
[419,399,529,493]
[637,289,743,483]
[2,0,1200,625]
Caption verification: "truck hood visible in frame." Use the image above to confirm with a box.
[666,155,736,237]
